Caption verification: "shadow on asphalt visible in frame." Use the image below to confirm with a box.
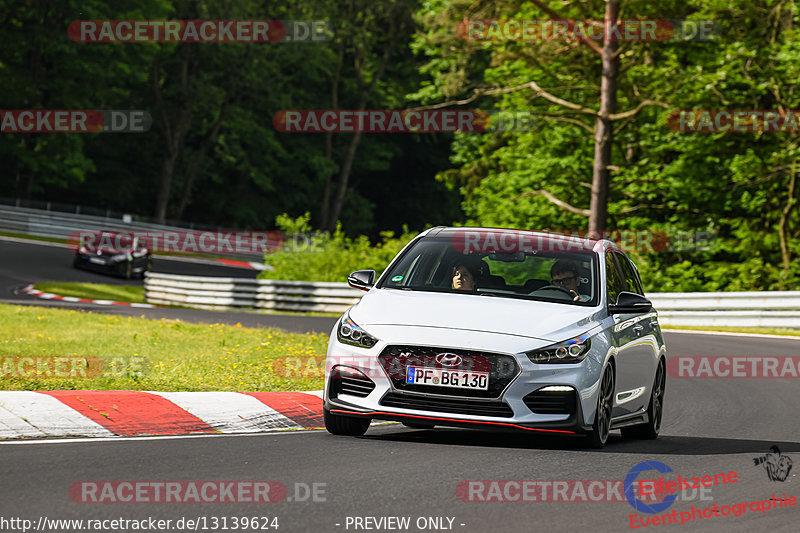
[361,427,800,455]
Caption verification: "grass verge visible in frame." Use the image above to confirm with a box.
[34,282,146,303]
[0,230,64,244]
[0,303,327,391]
[663,325,800,337]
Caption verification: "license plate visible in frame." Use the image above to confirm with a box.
[88,257,105,264]
[405,366,489,390]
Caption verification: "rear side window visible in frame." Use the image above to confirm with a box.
[614,252,644,295]
[605,253,624,304]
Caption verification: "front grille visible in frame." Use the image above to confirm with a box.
[378,345,520,399]
[329,370,376,398]
[380,392,514,418]
[523,388,577,414]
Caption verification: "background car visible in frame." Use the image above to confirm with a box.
[323,227,667,448]
[72,231,152,279]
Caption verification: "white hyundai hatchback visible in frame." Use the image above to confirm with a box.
[323,227,666,448]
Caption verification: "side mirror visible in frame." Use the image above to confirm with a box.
[608,291,652,314]
[347,270,376,292]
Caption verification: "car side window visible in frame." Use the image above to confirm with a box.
[614,252,644,296]
[605,253,624,304]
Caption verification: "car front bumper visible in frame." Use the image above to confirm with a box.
[323,324,606,435]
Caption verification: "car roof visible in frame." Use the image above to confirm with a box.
[419,226,620,253]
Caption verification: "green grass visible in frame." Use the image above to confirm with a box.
[0,231,64,244]
[663,325,800,337]
[34,282,146,304]
[0,303,328,391]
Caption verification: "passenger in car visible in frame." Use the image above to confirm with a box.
[451,263,477,291]
[550,260,590,302]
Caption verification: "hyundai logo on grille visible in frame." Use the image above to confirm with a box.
[435,353,463,367]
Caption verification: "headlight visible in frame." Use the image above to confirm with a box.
[526,334,591,364]
[337,313,378,348]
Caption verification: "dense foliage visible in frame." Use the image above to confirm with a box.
[259,213,416,281]
[2,0,798,290]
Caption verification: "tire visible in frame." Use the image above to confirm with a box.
[621,359,666,440]
[402,422,435,430]
[139,257,152,279]
[324,408,370,436]
[123,262,132,280]
[586,365,614,449]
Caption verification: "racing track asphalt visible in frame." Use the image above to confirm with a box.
[1,238,799,532]
[0,238,337,333]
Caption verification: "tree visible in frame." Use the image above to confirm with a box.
[318,0,418,231]
[412,0,675,231]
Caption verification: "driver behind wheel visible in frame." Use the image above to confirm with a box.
[550,260,590,302]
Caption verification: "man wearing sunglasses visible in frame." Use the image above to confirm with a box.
[550,260,590,302]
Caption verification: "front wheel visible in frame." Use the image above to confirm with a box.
[621,359,665,440]
[586,365,614,449]
[324,408,370,436]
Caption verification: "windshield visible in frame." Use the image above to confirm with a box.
[379,235,598,305]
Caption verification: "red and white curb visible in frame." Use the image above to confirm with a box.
[20,284,156,308]
[0,390,326,439]
[217,258,269,270]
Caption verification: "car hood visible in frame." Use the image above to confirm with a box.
[349,289,602,343]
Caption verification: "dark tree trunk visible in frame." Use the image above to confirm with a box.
[175,93,229,221]
[320,42,344,229]
[589,0,620,233]
[152,49,192,225]
[326,102,366,230]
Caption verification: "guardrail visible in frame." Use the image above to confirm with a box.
[0,205,264,260]
[648,292,800,328]
[0,205,213,240]
[144,273,800,326]
[145,273,363,313]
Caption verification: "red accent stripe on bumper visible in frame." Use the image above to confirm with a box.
[330,409,576,434]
